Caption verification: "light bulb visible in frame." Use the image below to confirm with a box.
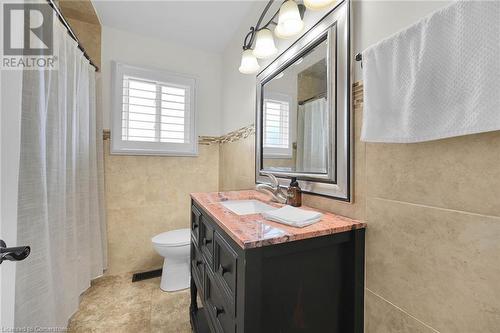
[238,49,260,74]
[304,0,336,10]
[252,28,278,59]
[275,0,304,39]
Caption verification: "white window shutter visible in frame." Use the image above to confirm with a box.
[264,98,290,149]
[112,62,197,156]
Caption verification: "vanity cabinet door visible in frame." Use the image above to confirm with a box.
[191,205,201,245]
[191,242,204,298]
[200,216,214,266]
[214,232,237,312]
[205,269,235,333]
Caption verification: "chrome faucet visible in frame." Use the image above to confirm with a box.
[256,172,287,204]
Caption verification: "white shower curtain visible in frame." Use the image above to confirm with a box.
[297,98,328,173]
[14,15,107,328]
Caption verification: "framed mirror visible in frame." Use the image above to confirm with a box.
[256,0,351,201]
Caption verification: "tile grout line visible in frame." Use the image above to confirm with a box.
[368,196,500,220]
[357,82,499,223]
[366,288,441,333]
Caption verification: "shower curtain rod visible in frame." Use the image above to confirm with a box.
[298,92,327,106]
[46,0,99,71]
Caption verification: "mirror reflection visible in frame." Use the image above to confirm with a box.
[262,37,329,174]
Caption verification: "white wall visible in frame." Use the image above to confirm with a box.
[220,1,266,134]
[101,26,223,136]
[221,0,451,133]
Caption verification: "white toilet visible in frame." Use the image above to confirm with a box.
[152,228,191,292]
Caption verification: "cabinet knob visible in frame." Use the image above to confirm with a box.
[202,238,212,246]
[196,260,202,266]
[218,264,228,275]
[213,305,224,317]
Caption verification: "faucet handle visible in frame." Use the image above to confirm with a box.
[261,171,279,187]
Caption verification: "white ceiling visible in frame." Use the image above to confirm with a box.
[92,1,258,54]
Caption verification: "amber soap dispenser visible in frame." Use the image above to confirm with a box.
[286,177,302,207]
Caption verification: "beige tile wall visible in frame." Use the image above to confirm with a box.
[365,289,436,333]
[59,0,101,69]
[360,79,500,331]
[219,135,255,191]
[218,83,500,332]
[104,141,219,275]
[366,198,500,332]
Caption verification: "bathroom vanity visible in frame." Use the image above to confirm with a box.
[189,191,366,333]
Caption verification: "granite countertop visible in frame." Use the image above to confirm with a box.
[190,190,366,249]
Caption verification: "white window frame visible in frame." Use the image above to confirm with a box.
[111,61,197,156]
[263,92,293,159]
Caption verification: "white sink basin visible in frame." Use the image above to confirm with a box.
[220,200,277,216]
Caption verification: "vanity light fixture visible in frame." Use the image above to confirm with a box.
[253,28,278,59]
[275,0,304,38]
[239,0,305,74]
[239,0,332,74]
[304,0,336,10]
[239,49,261,74]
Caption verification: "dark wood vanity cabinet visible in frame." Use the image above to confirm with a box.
[190,201,365,333]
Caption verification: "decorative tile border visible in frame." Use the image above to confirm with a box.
[198,125,255,145]
[198,136,220,145]
[353,81,363,110]
[218,125,255,144]
[102,82,361,144]
[103,129,111,140]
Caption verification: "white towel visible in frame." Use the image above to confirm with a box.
[262,206,322,228]
[361,1,500,143]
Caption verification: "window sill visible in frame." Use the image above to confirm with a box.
[263,154,293,159]
[110,148,199,157]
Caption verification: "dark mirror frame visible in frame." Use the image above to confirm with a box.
[255,0,351,201]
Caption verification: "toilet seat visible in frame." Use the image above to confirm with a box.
[152,228,190,247]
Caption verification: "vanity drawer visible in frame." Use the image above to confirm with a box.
[205,269,235,333]
[191,205,201,245]
[190,242,204,297]
[200,215,214,265]
[214,232,237,311]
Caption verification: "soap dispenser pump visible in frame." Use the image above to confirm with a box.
[287,177,302,207]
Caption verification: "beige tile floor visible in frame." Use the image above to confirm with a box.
[68,273,191,333]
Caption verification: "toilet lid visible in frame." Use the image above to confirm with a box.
[152,228,190,246]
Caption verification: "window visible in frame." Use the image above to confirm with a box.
[111,62,197,155]
[263,93,292,158]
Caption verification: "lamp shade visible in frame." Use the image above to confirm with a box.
[253,28,278,59]
[275,0,304,39]
[239,49,260,74]
[304,0,336,10]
